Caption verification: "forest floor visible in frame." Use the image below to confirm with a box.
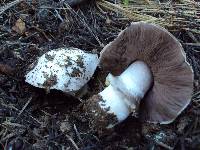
[0,0,200,149]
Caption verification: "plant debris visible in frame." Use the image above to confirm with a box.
[0,0,200,149]
[12,18,26,34]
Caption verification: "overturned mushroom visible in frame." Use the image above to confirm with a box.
[25,48,98,94]
[85,22,193,130]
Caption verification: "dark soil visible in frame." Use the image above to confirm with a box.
[0,0,200,150]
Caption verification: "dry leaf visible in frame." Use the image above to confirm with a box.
[0,63,14,75]
[12,18,26,34]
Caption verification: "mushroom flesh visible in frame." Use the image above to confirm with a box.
[99,61,152,123]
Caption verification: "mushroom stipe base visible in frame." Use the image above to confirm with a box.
[84,95,118,134]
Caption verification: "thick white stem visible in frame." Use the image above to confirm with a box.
[98,61,153,125]
[99,85,130,123]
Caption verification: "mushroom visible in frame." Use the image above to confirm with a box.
[25,48,99,94]
[85,22,193,130]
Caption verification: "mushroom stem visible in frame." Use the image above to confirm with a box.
[99,85,130,124]
[97,61,153,127]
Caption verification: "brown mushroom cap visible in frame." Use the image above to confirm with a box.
[99,22,193,124]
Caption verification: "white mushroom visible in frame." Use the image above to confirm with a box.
[84,22,193,131]
[25,48,99,93]
[99,61,152,124]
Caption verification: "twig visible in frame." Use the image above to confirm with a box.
[16,97,32,119]
[0,0,24,15]
[41,110,53,116]
[65,134,79,150]
[186,31,199,43]
[146,134,173,150]
[63,2,104,47]
[74,124,83,144]
[1,103,42,125]
[97,0,167,26]
[184,28,200,35]
[2,122,26,128]
[154,140,173,150]
[54,9,64,22]
[183,43,200,47]
[31,26,51,42]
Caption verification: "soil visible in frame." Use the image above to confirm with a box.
[0,0,200,150]
[83,94,118,135]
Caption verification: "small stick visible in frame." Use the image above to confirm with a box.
[2,122,26,128]
[65,134,79,150]
[0,0,24,15]
[186,31,199,43]
[63,2,104,47]
[74,124,83,143]
[1,103,42,125]
[183,43,200,47]
[54,9,64,22]
[154,140,173,150]
[31,26,51,42]
[16,97,32,119]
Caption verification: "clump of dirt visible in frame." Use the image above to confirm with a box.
[0,0,200,149]
[83,94,118,135]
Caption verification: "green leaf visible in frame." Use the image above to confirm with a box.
[123,0,129,5]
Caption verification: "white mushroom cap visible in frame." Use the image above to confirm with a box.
[25,48,99,93]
